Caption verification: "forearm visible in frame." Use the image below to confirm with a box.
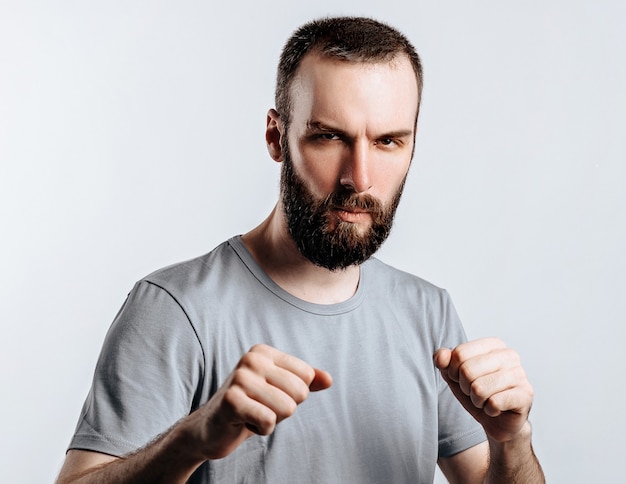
[484,422,545,484]
[57,425,206,484]
[58,345,331,484]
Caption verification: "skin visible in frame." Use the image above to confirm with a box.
[435,339,544,483]
[244,53,417,303]
[57,53,544,483]
[57,345,332,483]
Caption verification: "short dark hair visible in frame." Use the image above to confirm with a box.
[275,16,423,126]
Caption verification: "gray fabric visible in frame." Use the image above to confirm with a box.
[70,236,486,483]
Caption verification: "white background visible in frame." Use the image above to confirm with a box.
[1,1,625,482]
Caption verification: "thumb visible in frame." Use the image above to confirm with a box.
[309,368,333,392]
[433,348,452,371]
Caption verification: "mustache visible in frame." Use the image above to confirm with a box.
[322,190,385,217]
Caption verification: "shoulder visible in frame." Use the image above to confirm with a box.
[143,239,235,286]
[362,257,463,340]
[364,256,451,302]
[100,241,243,364]
[126,237,255,325]
[136,238,249,301]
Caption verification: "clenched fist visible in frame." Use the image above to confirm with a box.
[180,344,332,460]
[434,337,534,443]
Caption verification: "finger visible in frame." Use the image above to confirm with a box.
[227,364,304,430]
[264,365,312,405]
[447,338,507,382]
[250,344,317,387]
[221,384,280,436]
[483,383,534,418]
[264,363,332,399]
[457,348,521,396]
[244,373,300,422]
[237,350,311,408]
[434,366,520,430]
[309,368,333,392]
[467,365,529,409]
[433,348,452,370]
[247,345,332,399]
[239,346,332,414]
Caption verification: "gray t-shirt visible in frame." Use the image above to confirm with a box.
[70,236,486,483]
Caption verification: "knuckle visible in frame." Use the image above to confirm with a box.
[249,343,270,354]
[470,379,490,400]
[222,386,243,409]
[486,392,504,410]
[513,365,527,380]
[523,382,535,401]
[470,391,486,408]
[282,399,298,418]
[303,366,316,386]
[459,379,472,397]
[509,366,529,389]
[293,384,310,404]
[458,361,476,382]
[270,396,297,423]
[446,357,463,380]
[229,368,248,387]
[239,351,265,371]
[503,347,521,363]
[255,412,277,435]
[483,399,501,417]
[450,345,467,363]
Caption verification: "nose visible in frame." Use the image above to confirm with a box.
[340,141,372,193]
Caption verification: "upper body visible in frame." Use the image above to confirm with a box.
[66,236,486,483]
[57,16,544,484]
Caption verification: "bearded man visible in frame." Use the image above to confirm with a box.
[57,17,544,484]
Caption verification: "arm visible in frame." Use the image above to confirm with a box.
[56,344,332,484]
[434,338,545,483]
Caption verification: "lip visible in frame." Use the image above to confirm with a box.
[333,206,371,223]
[337,207,368,213]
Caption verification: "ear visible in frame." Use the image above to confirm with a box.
[266,109,284,162]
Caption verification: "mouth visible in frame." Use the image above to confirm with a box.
[332,206,371,223]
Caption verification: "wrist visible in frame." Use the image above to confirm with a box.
[162,418,210,469]
[487,421,533,474]
[488,420,532,449]
[486,421,545,483]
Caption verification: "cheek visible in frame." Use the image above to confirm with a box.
[307,165,342,194]
[296,146,345,193]
[291,135,411,199]
[372,162,410,200]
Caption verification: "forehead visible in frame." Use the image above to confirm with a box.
[289,53,419,130]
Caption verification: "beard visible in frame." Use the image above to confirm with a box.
[280,141,406,271]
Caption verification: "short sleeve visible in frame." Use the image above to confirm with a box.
[69,280,205,456]
[435,290,487,457]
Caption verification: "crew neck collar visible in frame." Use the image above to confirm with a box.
[228,235,369,316]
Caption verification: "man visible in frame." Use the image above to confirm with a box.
[57,17,544,483]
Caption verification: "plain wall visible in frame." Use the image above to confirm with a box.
[1,1,625,482]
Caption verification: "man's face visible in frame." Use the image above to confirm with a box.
[278,53,419,270]
[280,141,406,270]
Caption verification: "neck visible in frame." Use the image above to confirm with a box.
[241,203,361,304]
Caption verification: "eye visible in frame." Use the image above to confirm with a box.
[376,138,396,147]
[318,132,341,141]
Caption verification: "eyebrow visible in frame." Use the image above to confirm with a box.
[306,121,341,133]
[305,120,413,139]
